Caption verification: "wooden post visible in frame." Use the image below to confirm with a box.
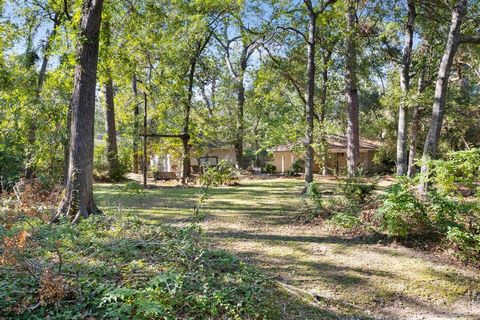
[143,92,147,187]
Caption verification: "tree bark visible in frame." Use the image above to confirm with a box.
[407,68,427,177]
[63,102,72,186]
[102,20,119,179]
[303,1,317,190]
[55,0,104,223]
[319,49,333,176]
[345,0,360,177]
[234,51,247,169]
[181,57,196,184]
[143,92,147,187]
[104,78,119,179]
[396,0,415,175]
[132,74,140,174]
[419,0,466,194]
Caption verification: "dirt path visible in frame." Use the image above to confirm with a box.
[96,178,480,319]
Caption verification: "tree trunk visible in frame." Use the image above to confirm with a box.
[143,92,148,187]
[407,69,427,177]
[181,136,191,184]
[234,81,245,169]
[181,57,196,184]
[419,0,466,194]
[132,74,140,174]
[63,102,72,186]
[234,54,247,169]
[396,0,415,175]
[407,105,420,177]
[55,0,104,223]
[102,20,119,179]
[104,78,119,179]
[345,0,360,177]
[304,4,317,190]
[320,50,331,176]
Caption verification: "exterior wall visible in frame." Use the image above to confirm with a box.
[271,151,297,173]
[324,152,347,174]
[272,149,376,174]
[190,148,237,166]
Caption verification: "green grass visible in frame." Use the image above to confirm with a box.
[94,177,480,319]
[2,177,479,319]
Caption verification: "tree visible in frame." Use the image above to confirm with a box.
[214,14,260,169]
[419,0,480,193]
[55,0,104,222]
[101,18,119,180]
[396,0,416,175]
[269,0,336,189]
[345,0,360,177]
[303,0,318,188]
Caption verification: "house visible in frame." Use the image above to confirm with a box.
[268,135,381,174]
[190,147,237,173]
[151,146,237,178]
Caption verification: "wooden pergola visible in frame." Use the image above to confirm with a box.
[139,89,191,187]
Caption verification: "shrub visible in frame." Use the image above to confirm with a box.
[330,211,361,229]
[306,182,323,211]
[93,143,130,182]
[446,226,480,263]
[0,196,279,319]
[377,179,429,238]
[264,164,276,174]
[425,190,462,233]
[342,176,377,204]
[195,160,236,220]
[298,182,327,223]
[198,160,235,187]
[426,148,480,195]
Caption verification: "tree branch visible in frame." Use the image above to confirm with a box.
[459,34,480,44]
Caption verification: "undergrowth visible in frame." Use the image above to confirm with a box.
[0,181,278,319]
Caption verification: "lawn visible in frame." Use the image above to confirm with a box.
[94,177,480,320]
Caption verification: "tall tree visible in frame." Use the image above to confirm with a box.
[101,19,119,179]
[214,17,259,169]
[419,0,480,192]
[396,0,416,175]
[345,0,359,177]
[181,33,213,184]
[24,4,64,179]
[55,0,104,222]
[132,74,140,174]
[303,0,318,188]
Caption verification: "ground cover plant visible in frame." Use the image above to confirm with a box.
[0,181,279,319]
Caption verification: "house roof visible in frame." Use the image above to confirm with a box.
[267,135,382,152]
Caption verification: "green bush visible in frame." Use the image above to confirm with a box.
[264,164,276,174]
[306,182,323,211]
[425,191,462,233]
[446,226,480,263]
[426,148,480,195]
[93,143,130,181]
[198,160,235,187]
[330,211,361,229]
[287,159,304,176]
[377,179,429,238]
[342,176,377,204]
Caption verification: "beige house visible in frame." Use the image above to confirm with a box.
[152,147,237,177]
[268,135,381,174]
[190,147,237,173]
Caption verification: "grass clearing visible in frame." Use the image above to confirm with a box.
[95,177,480,319]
